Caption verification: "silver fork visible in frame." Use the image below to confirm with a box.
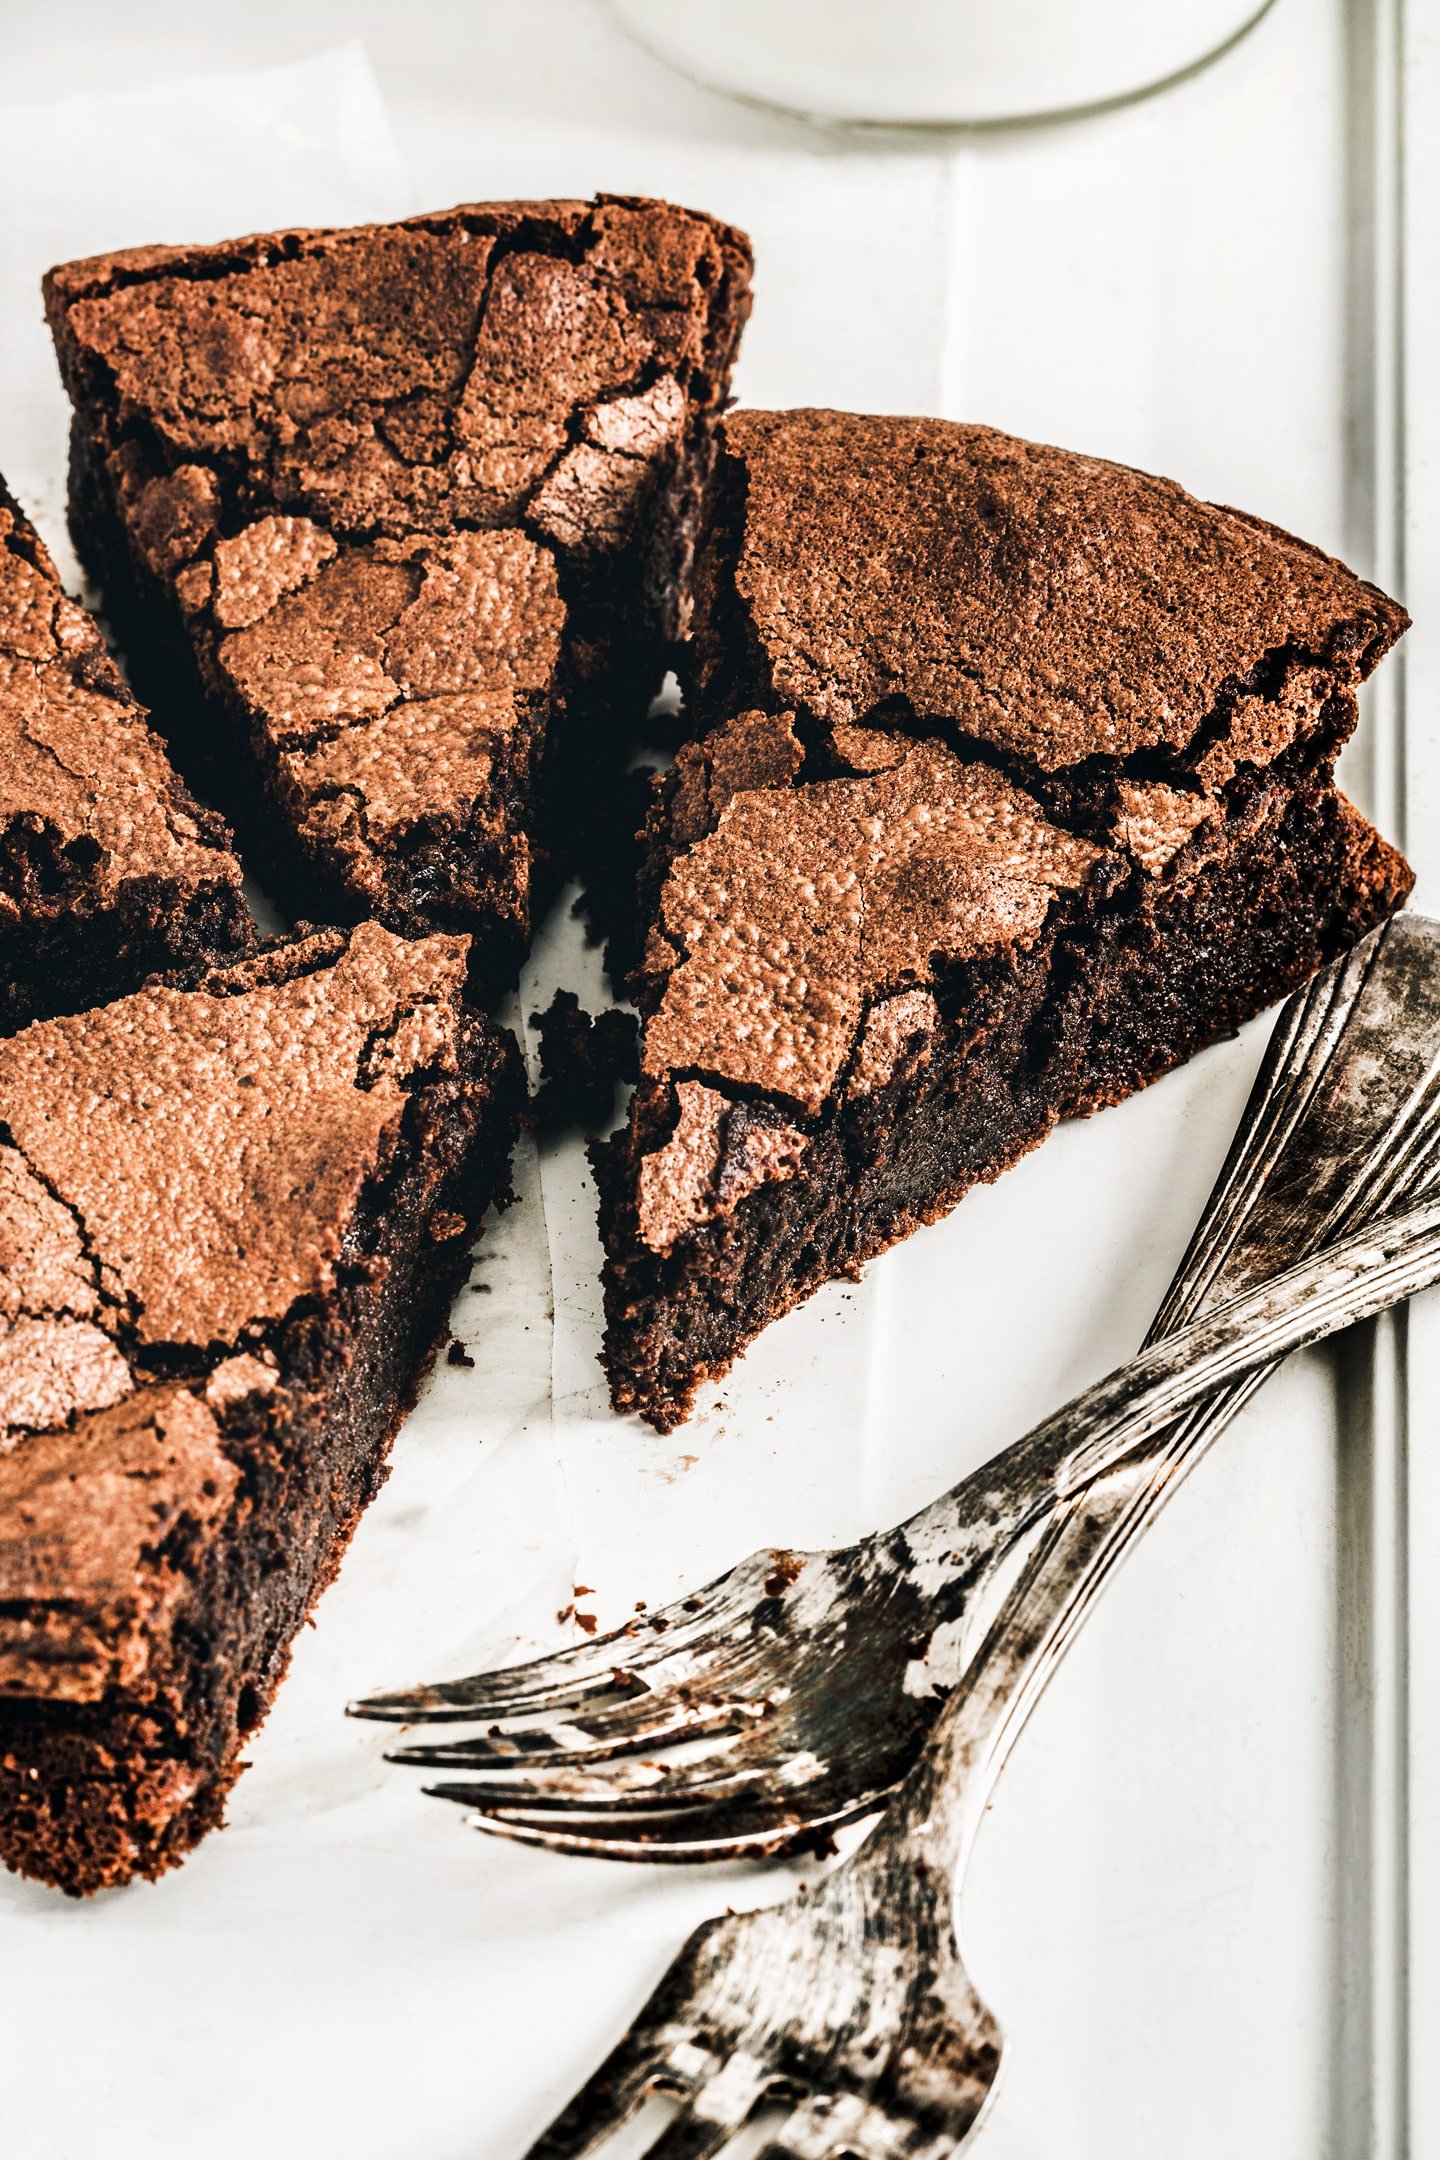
[353,913,1440,1860]
[506,1195,1440,2160]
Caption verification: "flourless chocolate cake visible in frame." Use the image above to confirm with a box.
[0,479,251,1032]
[44,197,752,988]
[597,410,1414,1430]
[0,921,520,1893]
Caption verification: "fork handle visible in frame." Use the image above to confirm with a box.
[863,1191,1440,1881]
[895,917,1440,1597]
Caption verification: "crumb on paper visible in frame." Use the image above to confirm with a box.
[446,1339,475,1367]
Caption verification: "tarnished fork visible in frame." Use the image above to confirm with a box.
[353,914,1440,1859]
[506,1198,1440,2160]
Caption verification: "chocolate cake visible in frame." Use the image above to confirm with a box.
[44,197,752,988]
[0,921,521,1893]
[598,410,1414,1430]
[0,478,251,1033]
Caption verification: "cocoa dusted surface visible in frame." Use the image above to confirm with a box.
[45,198,754,983]
[0,922,522,1894]
[0,481,251,1032]
[599,412,1414,1429]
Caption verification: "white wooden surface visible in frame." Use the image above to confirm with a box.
[0,5,1433,2155]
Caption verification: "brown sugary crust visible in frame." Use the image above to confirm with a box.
[689,410,1409,767]
[45,198,753,988]
[601,411,1414,1429]
[0,923,522,1893]
[601,781,1412,1430]
[0,478,252,1032]
[641,736,1104,1117]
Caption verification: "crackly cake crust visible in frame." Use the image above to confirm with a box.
[0,921,521,1892]
[688,410,1407,771]
[0,479,251,1032]
[599,411,1413,1430]
[44,198,753,985]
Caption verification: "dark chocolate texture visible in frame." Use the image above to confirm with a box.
[600,411,1414,1429]
[0,922,521,1892]
[531,989,639,1135]
[0,479,251,1032]
[44,198,753,987]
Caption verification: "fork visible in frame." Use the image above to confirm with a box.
[353,913,1440,1859]
[511,1194,1440,2160]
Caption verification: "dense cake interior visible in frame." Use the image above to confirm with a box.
[598,412,1414,1428]
[45,197,753,984]
[0,480,251,1030]
[0,923,520,1891]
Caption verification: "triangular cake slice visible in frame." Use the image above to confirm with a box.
[0,921,520,1893]
[44,197,752,988]
[1,479,251,1031]
[597,410,1413,1429]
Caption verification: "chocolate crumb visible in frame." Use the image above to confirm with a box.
[446,1339,475,1368]
[530,990,638,1135]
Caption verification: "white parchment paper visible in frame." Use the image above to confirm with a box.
[0,26,1366,2160]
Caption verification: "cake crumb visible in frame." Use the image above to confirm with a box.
[530,990,638,1135]
[446,1339,475,1368]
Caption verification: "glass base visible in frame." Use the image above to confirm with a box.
[609,0,1277,131]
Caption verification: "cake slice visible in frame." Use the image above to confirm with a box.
[0,479,251,1032]
[0,921,521,1893]
[44,197,752,988]
[597,410,1413,1430]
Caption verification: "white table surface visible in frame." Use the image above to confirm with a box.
[0,5,1435,2157]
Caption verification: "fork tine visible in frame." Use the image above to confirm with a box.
[351,1549,806,1726]
[760,2096,971,2160]
[347,1642,650,1724]
[385,1744,683,1788]
[522,2018,694,2160]
[384,1690,761,1770]
[524,2058,660,2160]
[389,1752,761,1813]
[445,1783,887,1862]
[757,2093,873,2160]
[644,2054,777,2160]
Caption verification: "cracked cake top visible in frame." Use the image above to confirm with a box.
[0,922,476,1698]
[622,411,1412,1253]
[0,486,244,925]
[45,196,753,626]
[642,727,1103,1117]
[692,409,1409,776]
[45,197,753,959]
